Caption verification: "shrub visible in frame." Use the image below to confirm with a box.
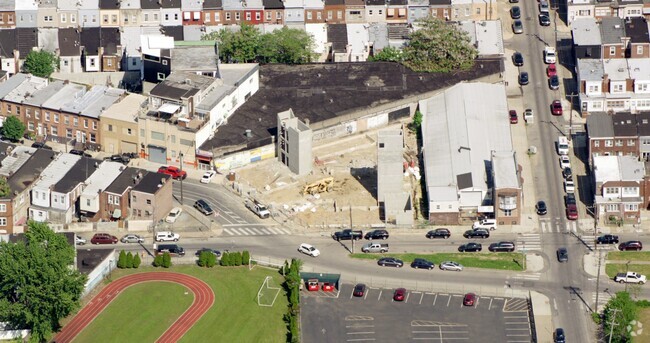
[133,253,141,268]
[162,252,172,268]
[637,299,650,308]
[117,250,126,269]
[198,251,209,267]
[206,252,217,267]
[126,252,134,269]
[234,252,242,266]
[153,254,163,267]
[242,250,250,265]
[220,252,230,266]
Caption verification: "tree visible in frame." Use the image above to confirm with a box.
[162,252,172,268]
[368,47,403,63]
[125,252,133,269]
[402,17,478,73]
[0,221,86,342]
[153,254,163,267]
[258,27,315,64]
[22,50,58,78]
[211,24,261,63]
[198,251,209,267]
[0,177,10,198]
[242,251,250,266]
[132,253,141,269]
[117,250,126,269]
[603,292,637,343]
[1,116,25,142]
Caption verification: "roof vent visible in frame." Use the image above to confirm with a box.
[245,129,252,138]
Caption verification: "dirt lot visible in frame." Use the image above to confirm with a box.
[235,124,421,228]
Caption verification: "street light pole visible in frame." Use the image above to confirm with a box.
[625,261,631,292]
[179,152,184,203]
[566,93,579,141]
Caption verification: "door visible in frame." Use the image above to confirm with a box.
[122,141,137,154]
[148,145,167,164]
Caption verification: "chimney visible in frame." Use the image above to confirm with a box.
[245,129,252,138]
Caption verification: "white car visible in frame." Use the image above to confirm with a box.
[200,170,216,184]
[75,235,87,245]
[166,207,183,223]
[156,231,180,242]
[564,179,575,193]
[472,218,497,231]
[559,155,571,169]
[440,261,464,272]
[544,46,557,64]
[298,243,320,257]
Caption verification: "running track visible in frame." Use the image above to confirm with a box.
[54,272,215,343]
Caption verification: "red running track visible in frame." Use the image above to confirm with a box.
[54,272,215,343]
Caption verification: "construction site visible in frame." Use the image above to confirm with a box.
[233,123,423,230]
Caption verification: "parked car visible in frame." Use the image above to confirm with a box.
[557,248,568,262]
[619,241,643,251]
[512,20,523,34]
[512,52,524,66]
[411,258,435,270]
[597,234,619,244]
[322,283,335,292]
[536,201,547,215]
[473,218,497,230]
[91,233,118,245]
[353,283,366,297]
[120,234,144,243]
[439,261,464,272]
[489,241,516,252]
[75,235,87,245]
[548,75,560,90]
[69,149,92,157]
[155,244,185,257]
[554,328,566,343]
[562,167,573,180]
[551,100,563,115]
[105,154,128,164]
[564,179,575,193]
[200,170,216,184]
[377,257,404,268]
[510,6,521,19]
[464,229,490,239]
[194,199,215,216]
[509,110,518,124]
[365,229,389,240]
[458,243,482,252]
[565,193,576,206]
[332,229,363,241]
[298,243,320,257]
[31,142,52,150]
[524,108,534,122]
[539,14,551,26]
[463,293,476,306]
[393,288,406,302]
[566,204,578,220]
[155,231,180,242]
[518,72,529,86]
[544,46,556,63]
[614,272,647,284]
[165,207,183,223]
[509,0,518,3]
[157,166,187,180]
[559,155,571,169]
[195,248,221,257]
[546,63,557,77]
[426,228,451,239]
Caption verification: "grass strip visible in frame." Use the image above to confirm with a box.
[350,252,525,271]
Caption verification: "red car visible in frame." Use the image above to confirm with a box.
[509,110,518,124]
[322,283,335,292]
[547,63,557,77]
[551,100,563,116]
[393,288,406,302]
[157,166,187,180]
[90,233,118,245]
[463,293,476,306]
[353,283,366,297]
[307,279,319,292]
[566,204,578,220]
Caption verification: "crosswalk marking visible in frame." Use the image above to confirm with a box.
[592,292,612,312]
[540,220,577,233]
[517,233,541,252]
[223,226,292,236]
[514,273,542,281]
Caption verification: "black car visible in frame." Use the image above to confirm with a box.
[194,199,215,216]
[31,142,52,150]
[556,248,568,262]
[554,328,566,343]
[510,6,521,19]
[565,193,576,206]
[106,154,129,164]
[378,257,404,268]
[411,258,435,270]
[365,229,389,240]
[458,243,482,252]
[463,229,489,239]
[536,201,547,215]
[562,167,572,180]
[518,71,529,85]
[539,14,551,26]
[353,283,366,297]
[597,234,619,244]
[512,52,524,66]
[69,149,92,157]
[489,241,516,252]
[195,248,221,257]
[619,241,643,251]
[426,228,451,239]
[549,75,560,90]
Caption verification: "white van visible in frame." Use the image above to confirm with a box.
[557,136,569,155]
[155,231,180,242]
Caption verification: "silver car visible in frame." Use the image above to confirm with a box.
[120,234,145,244]
[512,20,523,34]
[439,261,464,272]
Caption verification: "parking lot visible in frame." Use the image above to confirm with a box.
[301,283,533,343]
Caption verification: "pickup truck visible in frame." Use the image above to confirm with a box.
[245,199,270,219]
[332,229,363,241]
[615,272,647,284]
[157,166,187,180]
[361,242,389,253]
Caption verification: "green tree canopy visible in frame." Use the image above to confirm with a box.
[0,221,86,342]
[22,50,58,78]
[368,46,403,63]
[0,177,10,197]
[603,291,638,343]
[402,17,478,73]
[1,116,26,142]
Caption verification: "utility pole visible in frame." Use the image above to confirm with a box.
[566,93,579,141]
[608,308,620,343]
[179,152,184,203]
[349,203,354,253]
[625,261,631,292]
[595,249,603,313]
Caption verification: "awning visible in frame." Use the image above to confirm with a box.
[398,8,406,16]
[112,209,122,219]
[193,12,200,19]
[644,8,650,14]
[158,103,180,114]
[183,12,191,20]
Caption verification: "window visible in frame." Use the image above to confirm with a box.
[246,12,251,21]
[140,129,145,137]
[256,12,260,20]
[16,106,20,115]
[73,117,78,126]
[90,133,96,143]
[594,140,600,147]
[146,199,152,205]
[151,131,165,140]
[171,135,176,143]
[92,15,97,22]
[64,116,69,125]
[327,11,332,19]
[637,83,648,92]
[145,210,151,216]
[613,84,624,92]
[111,15,117,23]
[180,138,193,146]
[165,14,169,21]
[378,9,383,15]
[44,15,53,22]
[0,204,6,212]
[625,203,639,211]
[28,122,34,131]
[174,13,178,20]
[133,195,137,202]
[6,104,10,113]
[235,12,240,20]
[127,128,132,135]
[162,60,168,65]
[102,15,108,24]
[276,11,281,19]
[86,199,90,206]
[108,124,113,132]
[610,46,616,55]
[337,10,342,19]
[107,59,112,67]
[34,110,38,119]
[157,72,165,81]
[61,14,66,23]
[206,12,211,22]
[476,7,481,14]
[307,11,312,20]
[51,126,57,136]
[317,12,322,20]
[66,128,73,138]
[45,112,50,121]
[25,108,31,117]
[369,10,373,15]
[114,196,120,205]
[465,8,470,16]
[144,13,149,21]
[0,218,6,226]
[628,139,636,146]
[90,58,95,67]
[83,15,88,23]
[92,121,97,130]
[623,187,638,196]
[606,204,618,211]
[171,150,176,158]
[638,46,644,55]
[63,60,69,66]
[605,187,619,195]
[216,12,220,21]
[605,140,613,147]
[615,139,623,147]
[226,12,231,20]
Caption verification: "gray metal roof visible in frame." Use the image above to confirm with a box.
[492,151,519,189]
[171,45,218,71]
[587,112,614,138]
[31,153,81,192]
[600,17,626,45]
[41,83,87,111]
[572,17,602,46]
[60,85,125,119]
[3,76,49,104]
[577,58,604,82]
[0,74,29,100]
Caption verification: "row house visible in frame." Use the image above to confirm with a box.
[345,0,366,24]
[0,0,16,28]
[181,0,203,25]
[100,93,146,155]
[386,0,408,23]
[325,0,345,24]
[15,0,37,28]
[364,0,408,23]
[567,0,644,25]
[304,0,324,24]
[99,0,121,27]
[29,152,81,222]
[0,28,38,76]
[58,27,83,73]
[450,0,494,21]
[57,0,79,28]
[593,155,645,223]
[120,0,141,27]
[140,0,161,27]
[408,0,430,24]
[101,166,140,221]
[39,27,59,54]
[429,0,452,21]
[161,0,182,26]
[79,0,101,28]
[203,0,224,25]
[130,171,172,222]
[79,161,123,220]
[586,112,650,162]
[80,27,122,72]
[49,157,102,224]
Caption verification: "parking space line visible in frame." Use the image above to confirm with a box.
[346,325,374,328]
[280,228,292,234]
[405,293,410,303]
[489,298,493,310]
[346,339,376,342]
[433,294,438,306]
[350,290,354,299]
[347,332,375,335]
[505,328,530,331]
[447,295,452,307]
[364,291,369,300]
[475,297,480,309]
[413,339,469,341]
[419,292,424,304]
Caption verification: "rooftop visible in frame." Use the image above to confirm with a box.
[2,75,49,104]
[81,161,126,200]
[171,45,218,71]
[578,59,604,82]
[492,151,519,189]
[60,86,125,119]
[53,157,102,193]
[31,153,81,192]
[0,147,38,177]
[41,83,88,111]
[457,20,504,56]
[22,81,66,108]
[77,248,113,275]
[638,112,650,137]
[628,59,650,80]
[328,24,348,52]
[104,167,142,195]
[0,74,28,99]
[101,93,147,122]
[132,172,171,194]
[58,28,81,57]
[603,58,629,81]
[612,112,637,137]
[625,17,649,44]
[572,17,602,46]
[600,17,626,45]
[594,155,645,183]
[150,71,217,101]
[587,112,615,138]
[7,149,57,197]
[80,27,101,55]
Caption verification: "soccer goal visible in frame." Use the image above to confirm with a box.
[257,276,282,307]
